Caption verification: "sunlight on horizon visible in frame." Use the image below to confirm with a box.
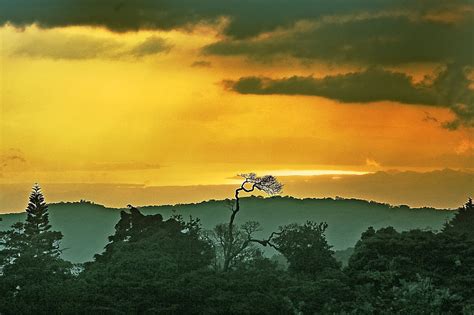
[262,169,371,177]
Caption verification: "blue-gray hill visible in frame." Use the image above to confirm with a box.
[0,196,454,263]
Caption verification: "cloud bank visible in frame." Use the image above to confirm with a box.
[2,0,473,128]
[225,64,474,129]
[1,0,472,39]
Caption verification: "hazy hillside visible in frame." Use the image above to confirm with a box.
[0,196,454,263]
[1,169,472,213]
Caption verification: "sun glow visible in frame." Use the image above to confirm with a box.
[264,170,371,177]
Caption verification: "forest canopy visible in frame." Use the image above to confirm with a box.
[0,183,473,314]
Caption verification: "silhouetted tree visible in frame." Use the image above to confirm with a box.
[0,184,72,314]
[80,206,214,313]
[222,173,282,271]
[273,221,341,277]
[346,222,474,313]
[443,198,474,238]
[210,221,264,269]
[24,184,52,235]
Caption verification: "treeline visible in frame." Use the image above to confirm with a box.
[0,178,473,314]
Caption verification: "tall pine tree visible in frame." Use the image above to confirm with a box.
[23,184,61,258]
[0,184,72,314]
[25,184,52,234]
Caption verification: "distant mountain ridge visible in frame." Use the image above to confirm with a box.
[1,168,472,212]
[0,196,454,263]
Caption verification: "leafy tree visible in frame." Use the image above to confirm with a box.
[79,206,215,313]
[443,198,474,238]
[282,269,354,314]
[390,276,460,314]
[273,221,341,277]
[175,257,297,314]
[0,184,72,314]
[346,224,474,313]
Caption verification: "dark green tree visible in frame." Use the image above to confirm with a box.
[443,198,474,238]
[173,257,296,314]
[24,184,52,235]
[389,276,460,315]
[346,223,474,313]
[79,206,215,313]
[261,221,353,314]
[0,184,73,314]
[273,221,341,277]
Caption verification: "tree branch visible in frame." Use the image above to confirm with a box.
[248,231,282,251]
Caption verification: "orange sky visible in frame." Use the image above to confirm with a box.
[0,2,473,211]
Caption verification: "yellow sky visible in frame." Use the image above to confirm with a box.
[0,25,473,201]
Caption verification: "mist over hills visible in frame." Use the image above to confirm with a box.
[0,196,454,263]
[1,168,471,213]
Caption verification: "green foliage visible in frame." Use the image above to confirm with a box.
[443,198,474,239]
[346,206,474,314]
[283,268,354,314]
[273,221,341,277]
[0,184,73,314]
[0,196,452,263]
[0,187,472,314]
[390,276,461,314]
[183,258,296,314]
[24,184,52,235]
[78,208,215,313]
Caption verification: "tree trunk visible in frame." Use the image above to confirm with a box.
[223,182,254,271]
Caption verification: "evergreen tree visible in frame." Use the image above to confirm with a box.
[0,184,72,314]
[24,183,52,236]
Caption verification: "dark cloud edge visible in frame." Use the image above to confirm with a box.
[224,65,474,130]
[1,0,473,39]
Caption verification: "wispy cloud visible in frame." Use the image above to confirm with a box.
[191,60,212,68]
[0,149,28,172]
[12,33,171,60]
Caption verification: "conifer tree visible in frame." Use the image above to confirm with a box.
[0,184,71,314]
[22,183,62,258]
[25,183,52,235]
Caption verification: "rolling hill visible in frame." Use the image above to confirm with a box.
[0,196,454,263]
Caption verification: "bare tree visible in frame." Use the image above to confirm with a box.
[220,173,283,271]
[209,221,262,270]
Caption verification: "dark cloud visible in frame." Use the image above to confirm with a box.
[431,64,474,129]
[226,68,436,104]
[2,0,472,129]
[1,0,473,39]
[3,1,473,68]
[225,64,474,129]
[128,36,171,57]
[205,15,474,66]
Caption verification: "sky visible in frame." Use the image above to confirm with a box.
[0,0,473,212]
